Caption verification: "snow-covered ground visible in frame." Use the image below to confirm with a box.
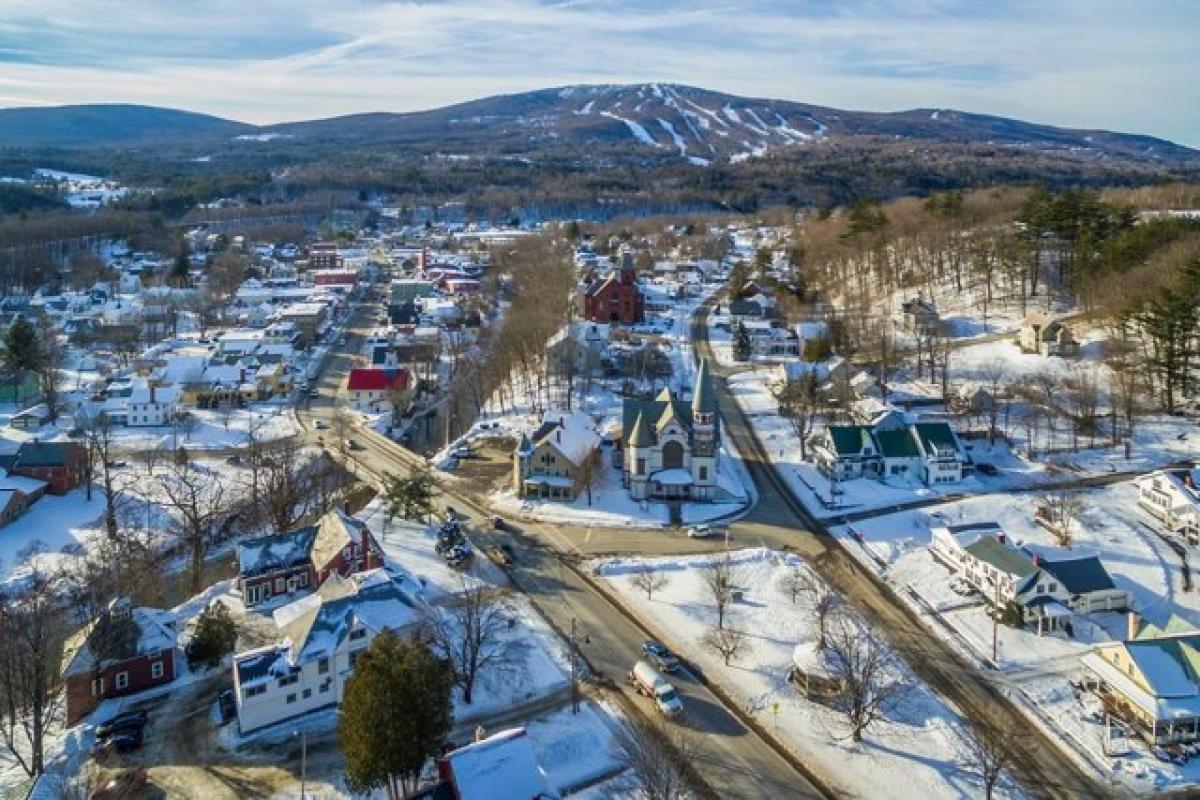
[593,548,1022,799]
[833,482,1200,792]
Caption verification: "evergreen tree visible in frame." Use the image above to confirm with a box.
[171,243,191,287]
[2,316,42,374]
[339,633,453,800]
[733,321,753,362]
[185,601,237,670]
[383,469,437,523]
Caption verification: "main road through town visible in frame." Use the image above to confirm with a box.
[298,292,1106,799]
[297,295,828,799]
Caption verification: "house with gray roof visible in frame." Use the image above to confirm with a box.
[932,522,1129,634]
[232,569,422,733]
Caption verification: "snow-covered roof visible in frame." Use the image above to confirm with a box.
[528,411,601,468]
[61,598,177,677]
[652,468,693,486]
[444,727,560,800]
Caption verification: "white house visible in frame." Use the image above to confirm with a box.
[1137,469,1200,541]
[101,380,180,427]
[932,522,1129,632]
[232,569,422,733]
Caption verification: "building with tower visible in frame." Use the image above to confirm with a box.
[617,358,724,502]
[577,252,645,325]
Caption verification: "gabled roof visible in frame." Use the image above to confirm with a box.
[13,441,81,468]
[236,526,319,578]
[348,367,409,392]
[61,597,177,677]
[912,422,959,458]
[528,412,601,467]
[825,425,872,456]
[443,727,561,800]
[963,535,1037,578]
[627,411,653,447]
[873,428,920,458]
[310,509,375,573]
[1039,555,1117,595]
[280,569,419,664]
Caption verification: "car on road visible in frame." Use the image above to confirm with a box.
[687,524,726,539]
[109,727,144,753]
[628,660,683,716]
[346,439,363,451]
[314,419,329,429]
[452,446,475,460]
[491,515,509,531]
[96,710,148,740]
[642,641,681,673]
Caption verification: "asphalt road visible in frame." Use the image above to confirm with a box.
[689,301,1108,800]
[298,298,829,800]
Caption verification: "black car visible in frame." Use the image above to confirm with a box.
[109,728,144,753]
[96,710,148,740]
[642,640,681,672]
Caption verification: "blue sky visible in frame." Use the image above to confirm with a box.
[1,0,1196,146]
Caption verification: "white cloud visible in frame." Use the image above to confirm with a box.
[0,0,1195,146]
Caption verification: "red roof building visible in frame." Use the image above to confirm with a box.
[578,253,644,325]
[347,367,411,411]
[313,269,359,286]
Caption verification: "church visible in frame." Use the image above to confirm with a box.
[617,358,724,502]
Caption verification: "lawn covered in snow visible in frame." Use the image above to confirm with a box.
[593,547,1021,799]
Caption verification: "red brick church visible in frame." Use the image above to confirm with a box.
[578,253,645,325]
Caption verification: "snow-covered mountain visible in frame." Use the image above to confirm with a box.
[0,84,1194,169]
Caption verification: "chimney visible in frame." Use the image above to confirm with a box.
[1127,610,1140,641]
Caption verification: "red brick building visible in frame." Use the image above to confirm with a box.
[578,253,644,325]
[60,598,178,725]
[0,442,86,495]
[308,242,342,270]
[235,509,384,606]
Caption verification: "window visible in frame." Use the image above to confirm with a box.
[698,466,708,481]
[319,682,330,693]
[636,458,646,476]
[275,577,285,593]
[302,688,312,699]
[278,674,299,687]
[286,693,297,704]
[151,660,164,679]
[349,628,366,641]
[245,684,266,698]
[318,658,329,674]
[115,672,129,690]
[349,650,363,667]
[91,677,104,696]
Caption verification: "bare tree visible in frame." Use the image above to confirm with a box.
[612,719,695,800]
[630,564,670,600]
[778,563,805,604]
[774,371,821,461]
[978,358,1009,445]
[427,585,523,705]
[702,552,744,630]
[155,453,234,593]
[961,719,1014,800]
[34,316,63,423]
[0,569,66,777]
[1038,490,1084,546]
[703,625,750,666]
[825,621,903,743]
[79,410,123,541]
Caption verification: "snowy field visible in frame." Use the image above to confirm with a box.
[593,548,1022,799]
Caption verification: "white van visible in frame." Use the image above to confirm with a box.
[628,660,683,716]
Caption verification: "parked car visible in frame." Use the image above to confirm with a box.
[627,660,683,716]
[642,641,681,673]
[346,439,363,451]
[452,446,475,459]
[491,515,508,531]
[688,525,726,539]
[314,419,329,430]
[225,454,243,465]
[488,545,513,566]
[109,728,144,753]
[975,463,998,476]
[96,710,148,740]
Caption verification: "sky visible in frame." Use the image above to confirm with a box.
[0,0,1197,146]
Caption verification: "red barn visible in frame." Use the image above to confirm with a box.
[579,253,644,325]
[60,598,178,725]
[235,508,383,606]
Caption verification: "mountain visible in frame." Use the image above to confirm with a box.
[0,86,1194,168]
[257,83,1197,166]
[0,104,252,147]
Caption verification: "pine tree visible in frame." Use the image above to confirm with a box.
[339,633,453,800]
[2,316,42,373]
[185,601,237,670]
[733,321,752,362]
[383,469,437,523]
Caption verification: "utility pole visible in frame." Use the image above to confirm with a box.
[992,579,1000,665]
[296,729,307,799]
[570,617,580,714]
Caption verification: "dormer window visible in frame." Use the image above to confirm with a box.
[349,628,367,641]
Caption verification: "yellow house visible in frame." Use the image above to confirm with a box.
[513,412,601,501]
